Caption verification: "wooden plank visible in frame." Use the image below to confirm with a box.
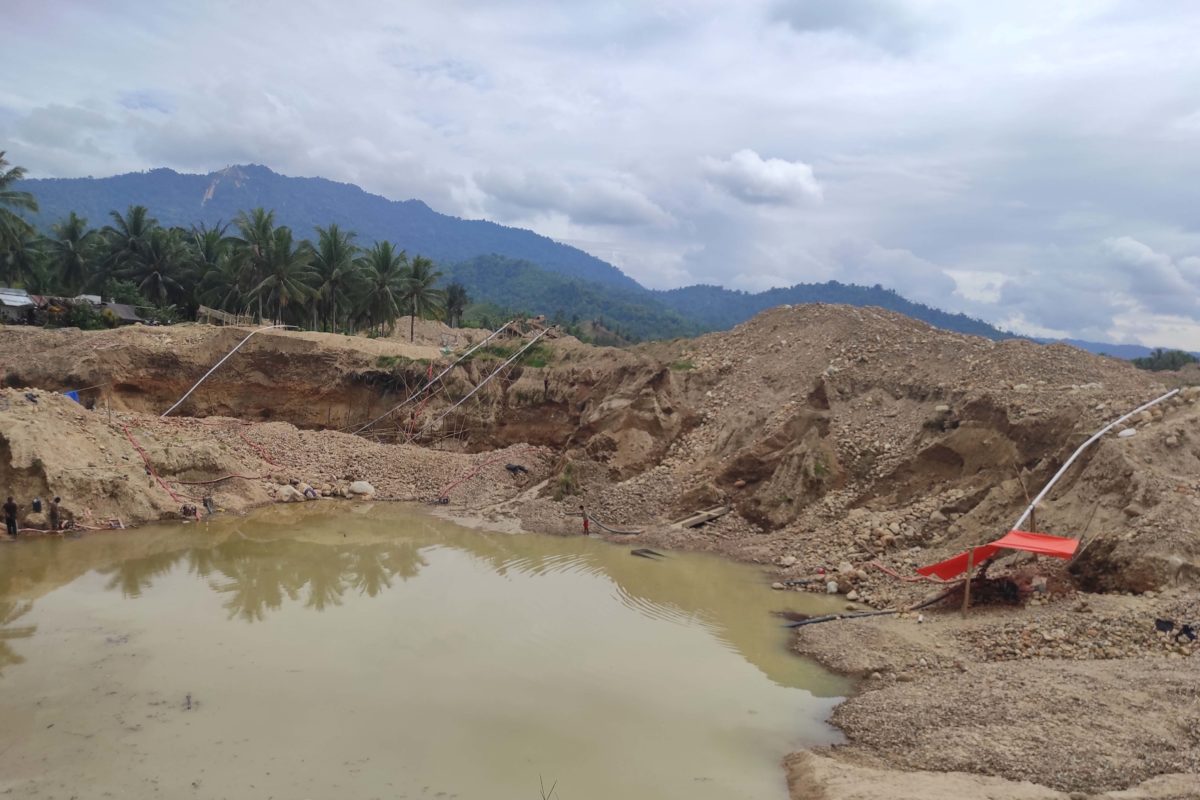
[675,505,731,529]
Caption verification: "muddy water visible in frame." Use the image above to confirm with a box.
[0,504,850,799]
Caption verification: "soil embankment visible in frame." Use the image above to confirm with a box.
[3,304,1199,799]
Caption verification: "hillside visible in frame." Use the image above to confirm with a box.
[656,282,1010,340]
[22,164,1020,344]
[23,165,641,291]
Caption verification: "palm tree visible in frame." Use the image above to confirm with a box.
[120,227,188,306]
[357,241,409,335]
[444,282,469,328]
[47,212,98,293]
[0,152,38,266]
[199,252,248,313]
[401,255,445,341]
[311,223,359,331]
[232,208,276,321]
[0,229,44,286]
[98,205,158,291]
[250,226,315,323]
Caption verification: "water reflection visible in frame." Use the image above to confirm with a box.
[0,503,847,692]
[0,600,35,675]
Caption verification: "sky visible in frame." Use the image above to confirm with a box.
[4,0,1200,348]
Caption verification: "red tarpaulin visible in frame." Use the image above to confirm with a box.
[917,531,1079,580]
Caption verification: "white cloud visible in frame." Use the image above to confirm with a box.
[702,149,823,206]
[2,0,1200,347]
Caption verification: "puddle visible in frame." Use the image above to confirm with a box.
[0,503,851,799]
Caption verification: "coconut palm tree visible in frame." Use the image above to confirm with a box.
[98,205,159,291]
[250,226,315,323]
[311,223,360,332]
[401,255,445,341]
[47,212,99,294]
[120,227,188,306]
[0,152,38,267]
[358,241,409,335]
[231,208,278,320]
[444,282,469,328]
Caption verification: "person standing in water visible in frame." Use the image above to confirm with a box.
[580,503,590,536]
[4,496,19,538]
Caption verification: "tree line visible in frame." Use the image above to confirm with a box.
[0,152,470,339]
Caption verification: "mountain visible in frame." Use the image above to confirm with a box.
[1037,339,1200,360]
[23,165,641,291]
[655,283,1009,340]
[13,164,1022,344]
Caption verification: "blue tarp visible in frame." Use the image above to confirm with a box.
[64,390,80,403]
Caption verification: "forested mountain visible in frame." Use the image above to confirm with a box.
[655,283,1010,340]
[16,163,1013,343]
[23,165,641,291]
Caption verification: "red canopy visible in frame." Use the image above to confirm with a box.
[917,531,1079,580]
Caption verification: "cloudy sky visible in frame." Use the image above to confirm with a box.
[4,0,1200,347]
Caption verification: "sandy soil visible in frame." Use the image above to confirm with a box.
[4,305,1200,799]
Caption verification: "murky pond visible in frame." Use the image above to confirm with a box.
[0,503,850,799]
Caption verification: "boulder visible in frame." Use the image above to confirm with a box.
[275,484,305,503]
[348,480,376,497]
[22,511,49,530]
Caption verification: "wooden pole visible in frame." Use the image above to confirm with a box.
[961,548,974,617]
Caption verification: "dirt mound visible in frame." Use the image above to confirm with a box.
[4,305,1195,592]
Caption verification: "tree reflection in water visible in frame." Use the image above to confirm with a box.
[90,534,433,623]
[0,600,35,675]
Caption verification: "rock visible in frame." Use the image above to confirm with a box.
[1117,428,1137,438]
[778,555,797,567]
[22,511,48,529]
[275,484,305,503]
[771,582,785,590]
[869,671,882,680]
[826,580,839,594]
[846,589,860,601]
[888,521,902,535]
[934,404,951,413]
[1165,435,1180,448]
[733,479,747,489]
[929,509,948,523]
[838,560,854,574]
[348,480,376,496]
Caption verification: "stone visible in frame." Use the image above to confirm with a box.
[348,480,376,496]
[1165,435,1180,448]
[846,589,860,601]
[826,580,839,594]
[934,404,951,413]
[778,555,797,567]
[771,582,785,590]
[838,560,854,574]
[275,484,305,503]
[1117,428,1137,438]
[929,509,948,523]
[888,521,902,535]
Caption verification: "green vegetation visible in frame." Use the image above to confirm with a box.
[1131,348,1199,372]
[467,342,553,368]
[669,358,695,371]
[0,155,451,340]
[554,461,579,500]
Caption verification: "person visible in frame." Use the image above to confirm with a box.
[4,496,18,538]
[580,503,590,536]
[48,497,61,531]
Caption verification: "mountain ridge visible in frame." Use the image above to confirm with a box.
[19,163,1179,356]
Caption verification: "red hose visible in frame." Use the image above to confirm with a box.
[121,424,185,504]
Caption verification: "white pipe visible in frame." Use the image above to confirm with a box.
[350,320,515,434]
[1011,388,1179,531]
[415,328,550,439]
[161,325,291,417]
